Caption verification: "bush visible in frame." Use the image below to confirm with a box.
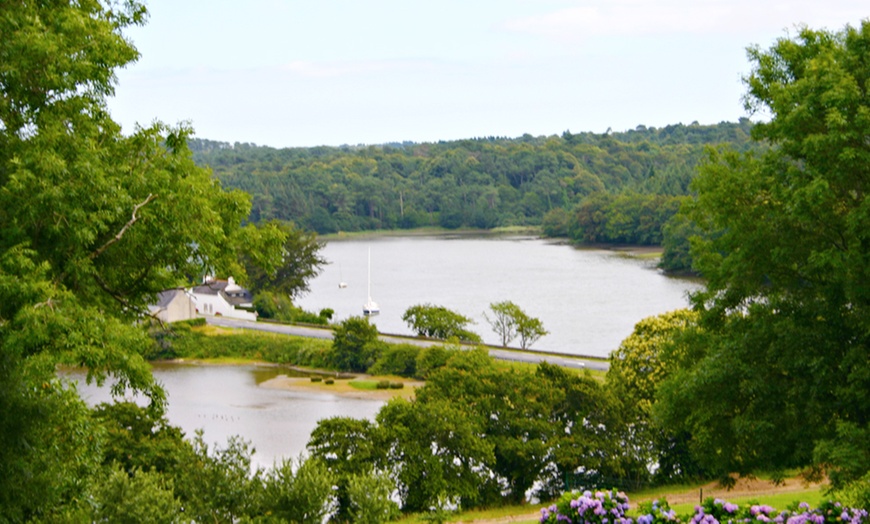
[389,382,404,389]
[541,493,870,524]
[310,376,322,382]
[146,323,333,368]
[324,379,334,385]
[540,489,630,524]
[376,380,390,390]
[368,343,420,377]
[331,316,381,372]
[254,291,330,325]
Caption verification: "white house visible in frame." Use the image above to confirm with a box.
[189,276,257,321]
[148,288,198,323]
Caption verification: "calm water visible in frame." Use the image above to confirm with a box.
[297,235,701,358]
[68,363,384,470]
[70,236,701,470]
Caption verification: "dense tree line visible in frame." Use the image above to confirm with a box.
[190,120,757,236]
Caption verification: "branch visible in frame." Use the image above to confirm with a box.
[90,193,157,260]
[92,271,145,315]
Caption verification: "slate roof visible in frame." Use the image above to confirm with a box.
[154,288,187,309]
[191,278,253,307]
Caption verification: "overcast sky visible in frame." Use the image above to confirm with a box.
[106,1,868,148]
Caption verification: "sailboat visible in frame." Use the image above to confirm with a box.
[362,248,379,315]
[338,264,348,289]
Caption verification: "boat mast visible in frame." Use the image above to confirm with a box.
[367,248,372,304]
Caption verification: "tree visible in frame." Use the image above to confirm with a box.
[0,2,279,518]
[346,469,400,524]
[90,467,183,524]
[240,220,326,299]
[261,456,335,524]
[330,316,382,372]
[607,310,698,417]
[516,313,548,350]
[485,301,520,346]
[401,303,481,342]
[171,432,262,523]
[377,397,494,512]
[655,21,870,482]
[307,417,385,521]
[485,301,547,349]
[606,310,704,482]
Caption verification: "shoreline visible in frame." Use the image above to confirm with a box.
[259,374,421,400]
[155,358,420,400]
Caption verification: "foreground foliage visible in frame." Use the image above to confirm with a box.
[653,22,870,496]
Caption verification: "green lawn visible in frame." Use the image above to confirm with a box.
[396,479,828,524]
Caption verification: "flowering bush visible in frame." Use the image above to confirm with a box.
[540,489,631,524]
[636,499,679,524]
[540,492,868,524]
[685,498,868,524]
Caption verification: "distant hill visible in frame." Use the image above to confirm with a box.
[191,119,758,235]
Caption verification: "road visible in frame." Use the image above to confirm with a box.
[205,317,609,371]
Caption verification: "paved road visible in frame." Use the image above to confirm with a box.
[205,317,608,371]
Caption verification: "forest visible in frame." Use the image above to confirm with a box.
[1,1,869,522]
[190,120,757,255]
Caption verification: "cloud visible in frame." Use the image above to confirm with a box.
[502,0,868,44]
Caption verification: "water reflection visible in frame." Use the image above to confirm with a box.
[68,363,385,470]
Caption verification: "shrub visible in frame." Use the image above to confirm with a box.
[414,345,454,379]
[540,489,631,524]
[543,492,870,524]
[389,382,404,389]
[147,324,333,368]
[636,499,679,524]
[310,376,322,382]
[331,317,381,372]
[376,380,390,390]
[368,343,420,377]
[324,379,334,385]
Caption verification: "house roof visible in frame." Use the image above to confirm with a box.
[154,288,188,309]
[191,278,253,306]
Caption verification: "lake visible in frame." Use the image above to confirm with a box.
[70,234,702,469]
[68,363,384,471]
[297,235,701,359]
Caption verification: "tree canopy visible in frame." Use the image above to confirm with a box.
[0,1,278,518]
[401,303,481,342]
[189,121,758,237]
[654,21,870,487]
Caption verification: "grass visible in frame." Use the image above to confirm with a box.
[666,488,826,516]
[394,477,828,524]
[397,504,548,523]
[348,379,379,390]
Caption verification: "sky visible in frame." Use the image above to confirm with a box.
[106,1,868,148]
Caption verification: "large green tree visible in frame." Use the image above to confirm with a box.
[240,220,326,298]
[655,21,870,486]
[0,1,272,518]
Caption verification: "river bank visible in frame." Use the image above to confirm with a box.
[160,357,421,401]
[259,372,422,400]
